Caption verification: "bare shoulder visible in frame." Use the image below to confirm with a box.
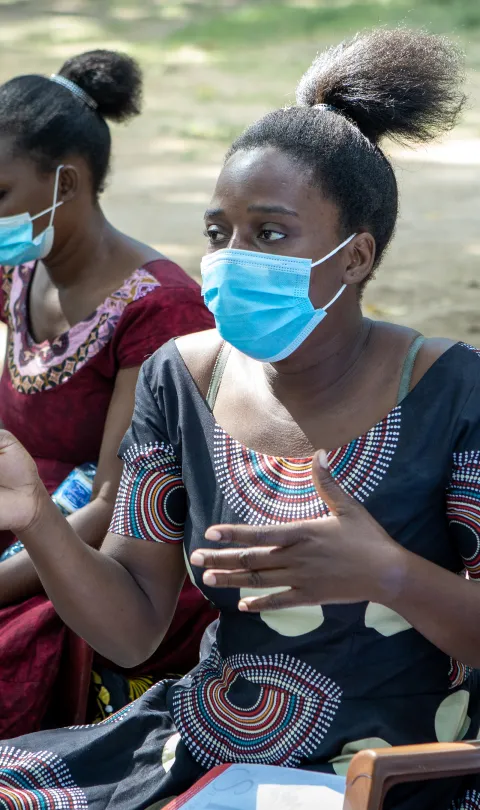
[411,337,457,387]
[113,231,167,265]
[175,329,223,398]
[371,321,458,392]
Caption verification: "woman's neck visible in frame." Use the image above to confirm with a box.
[264,311,373,407]
[41,207,115,290]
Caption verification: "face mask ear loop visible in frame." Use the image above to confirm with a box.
[31,164,64,224]
[323,283,347,311]
[311,232,356,312]
[48,165,63,227]
[311,233,357,268]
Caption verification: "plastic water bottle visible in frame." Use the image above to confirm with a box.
[0,539,24,561]
[51,462,97,517]
[0,463,97,561]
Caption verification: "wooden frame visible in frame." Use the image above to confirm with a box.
[343,741,480,810]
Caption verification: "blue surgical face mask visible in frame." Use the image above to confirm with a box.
[0,164,63,266]
[201,233,356,362]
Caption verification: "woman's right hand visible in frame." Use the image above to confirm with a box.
[0,430,45,534]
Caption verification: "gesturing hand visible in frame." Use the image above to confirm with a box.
[191,450,407,612]
[0,430,45,534]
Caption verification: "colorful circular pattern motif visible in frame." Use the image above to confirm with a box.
[131,467,185,542]
[447,449,480,578]
[0,746,87,809]
[449,658,473,689]
[213,410,401,524]
[172,645,342,769]
[110,442,186,543]
[452,789,480,810]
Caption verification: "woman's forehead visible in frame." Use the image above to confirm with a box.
[212,147,326,214]
[0,137,36,178]
[212,146,323,213]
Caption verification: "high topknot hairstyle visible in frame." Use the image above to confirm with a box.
[227,29,466,276]
[0,50,142,196]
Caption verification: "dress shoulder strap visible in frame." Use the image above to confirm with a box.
[207,335,425,411]
[206,341,232,411]
[396,334,425,405]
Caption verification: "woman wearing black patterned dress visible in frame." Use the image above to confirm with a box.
[0,27,478,810]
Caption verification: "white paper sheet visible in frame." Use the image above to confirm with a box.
[257,783,344,809]
[176,764,345,809]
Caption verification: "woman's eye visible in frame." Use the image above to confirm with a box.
[260,229,285,241]
[0,190,7,201]
[204,226,228,244]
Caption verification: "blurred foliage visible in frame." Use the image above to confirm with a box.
[168,0,480,51]
[1,0,479,142]
[1,0,479,53]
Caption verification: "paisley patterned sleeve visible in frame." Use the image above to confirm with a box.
[0,265,9,324]
[446,345,480,579]
[109,361,186,544]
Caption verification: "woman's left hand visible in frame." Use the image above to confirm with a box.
[190,450,408,612]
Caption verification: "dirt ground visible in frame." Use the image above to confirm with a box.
[0,0,480,345]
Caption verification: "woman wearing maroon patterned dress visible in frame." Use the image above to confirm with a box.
[0,49,215,737]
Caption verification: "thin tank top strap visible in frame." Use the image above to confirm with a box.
[206,341,232,411]
[207,335,424,411]
[396,334,425,405]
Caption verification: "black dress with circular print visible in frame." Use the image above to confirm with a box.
[1,339,480,810]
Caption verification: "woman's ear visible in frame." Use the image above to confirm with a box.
[57,165,79,203]
[343,232,376,286]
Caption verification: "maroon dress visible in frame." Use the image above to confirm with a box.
[0,258,216,738]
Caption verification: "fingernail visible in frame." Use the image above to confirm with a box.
[238,601,248,612]
[203,571,217,586]
[205,529,222,541]
[318,449,329,469]
[190,552,205,566]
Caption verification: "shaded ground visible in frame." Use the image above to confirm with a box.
[1,0,480,342]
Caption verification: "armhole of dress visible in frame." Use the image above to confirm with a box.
[206,342,232,412]
[396,334,425,405]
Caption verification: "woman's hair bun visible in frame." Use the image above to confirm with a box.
[296,28,466,145]
[58,49,142,122]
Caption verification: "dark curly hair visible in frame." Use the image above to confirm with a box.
[0,50,143,197]
[226,29,466,276]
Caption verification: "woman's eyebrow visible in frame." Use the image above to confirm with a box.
[204,207,224,219]
[204,204,300,220]
[247,204,299,217]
